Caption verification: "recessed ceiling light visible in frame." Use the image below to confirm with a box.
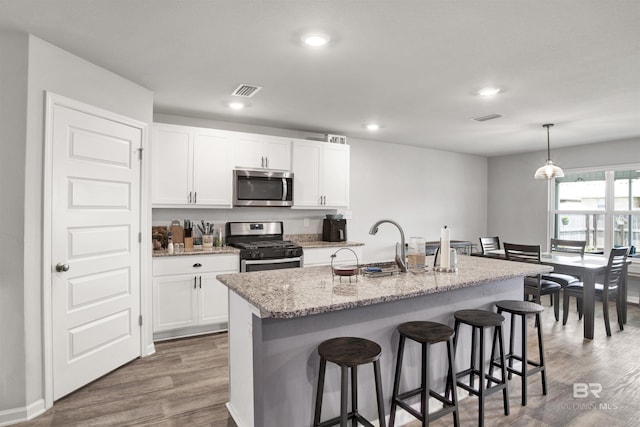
[478,87,501,97]
[229,102,245,110]
[302,33,330,47]
[366,123,381,131]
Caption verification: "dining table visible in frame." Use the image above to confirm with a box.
[472,249,630,340]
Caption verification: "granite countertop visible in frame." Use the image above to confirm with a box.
[216,255,553,319]
[153,247,239,257]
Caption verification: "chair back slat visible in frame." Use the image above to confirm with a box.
[503,243,541,263]
[550,239,586,257]
[604,247,629,293]
[479,236,501,254]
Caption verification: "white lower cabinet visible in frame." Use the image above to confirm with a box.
[152,254,238,339]
[303,246,363,267]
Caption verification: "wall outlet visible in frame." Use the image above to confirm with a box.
[303,218,310,227]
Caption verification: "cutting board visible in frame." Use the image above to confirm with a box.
[170,220,184,244]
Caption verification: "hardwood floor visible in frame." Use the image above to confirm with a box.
[16,333,236,427]
[17,300,640,427]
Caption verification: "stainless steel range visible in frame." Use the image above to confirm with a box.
[225,221,304,272]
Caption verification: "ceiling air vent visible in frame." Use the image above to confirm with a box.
[472,113,503,122]
[232,84,263,98]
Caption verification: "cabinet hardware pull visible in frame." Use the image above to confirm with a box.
[189,191,192,204]
[193,263,202,268]
[194,192,197,204]
[266,157,269,168]
[199,276,202,289]
[194,276,197,289]
[261,156,264,168]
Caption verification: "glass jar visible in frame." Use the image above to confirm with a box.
[408,237,426,270]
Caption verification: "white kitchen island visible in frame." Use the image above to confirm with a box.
[216,255,552,427]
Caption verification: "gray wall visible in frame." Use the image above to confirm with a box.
[0,33,153,415]
[153,113,488,263]
[0,31,29,411]
[488,137,640,245]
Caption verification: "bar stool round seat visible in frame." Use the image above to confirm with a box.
[446,309,509,427]
[491,300,547,407]
[314,337,386,427]
[318,337,381,366]
[389,321,459,427]
[454,309,505,327]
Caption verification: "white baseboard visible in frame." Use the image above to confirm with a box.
[144,342,156,357]
[0,399,46,427]
[226,402,249,427]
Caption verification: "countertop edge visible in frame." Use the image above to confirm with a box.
[217,258,553,319]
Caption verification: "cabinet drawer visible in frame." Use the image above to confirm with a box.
[304,246,363,266]
[153,254,238,276]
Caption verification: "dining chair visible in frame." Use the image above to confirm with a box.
[562,247,629,336]
[541,239,587,307]
[479,236,501,254]
[503,243,561,321]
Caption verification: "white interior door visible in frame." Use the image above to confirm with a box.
[51,102,142,400]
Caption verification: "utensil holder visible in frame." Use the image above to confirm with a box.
[202,234,214,248]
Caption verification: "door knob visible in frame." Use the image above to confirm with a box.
[56,263,70,272]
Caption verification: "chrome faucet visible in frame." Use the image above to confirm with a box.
[369,219,407,272]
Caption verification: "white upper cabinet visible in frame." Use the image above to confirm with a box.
[151,125,192,205]
[292,140,350,208]
[193,128,233,206]
[151,123,233,207]
[234,133,291,170]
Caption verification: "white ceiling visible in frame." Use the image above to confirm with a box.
[1,0,639,157]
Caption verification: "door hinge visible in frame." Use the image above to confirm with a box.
[137,147,143,160]
[138,315,143,326]
[138,232,142,243]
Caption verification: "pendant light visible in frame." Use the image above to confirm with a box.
[534,123,564,179]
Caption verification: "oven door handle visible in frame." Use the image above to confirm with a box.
[243,257,302,266]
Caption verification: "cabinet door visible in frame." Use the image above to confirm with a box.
[193,130,233,206]
[151,125,192,205]
[265,137,291,170]
[198,272,232,325]
[234,134,264,169]
[322,144,350,207]
[292,140,322,207]
[153,274,198,332]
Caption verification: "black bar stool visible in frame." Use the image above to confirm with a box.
[446,309,509,427]
[314,337,386,427]
[388,321,459,427]
[490,300,547,406]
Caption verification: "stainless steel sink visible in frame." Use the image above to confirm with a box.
[360,261,404,277]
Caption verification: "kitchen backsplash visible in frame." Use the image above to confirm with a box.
[151,207,342,235]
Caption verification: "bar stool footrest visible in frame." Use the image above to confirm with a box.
[393,391,458,424]
[318,412,375,427]
[456,379,507,398]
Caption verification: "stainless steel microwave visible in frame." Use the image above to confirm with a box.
[233,169,294,207]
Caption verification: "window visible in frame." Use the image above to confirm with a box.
[550,167,640,256]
